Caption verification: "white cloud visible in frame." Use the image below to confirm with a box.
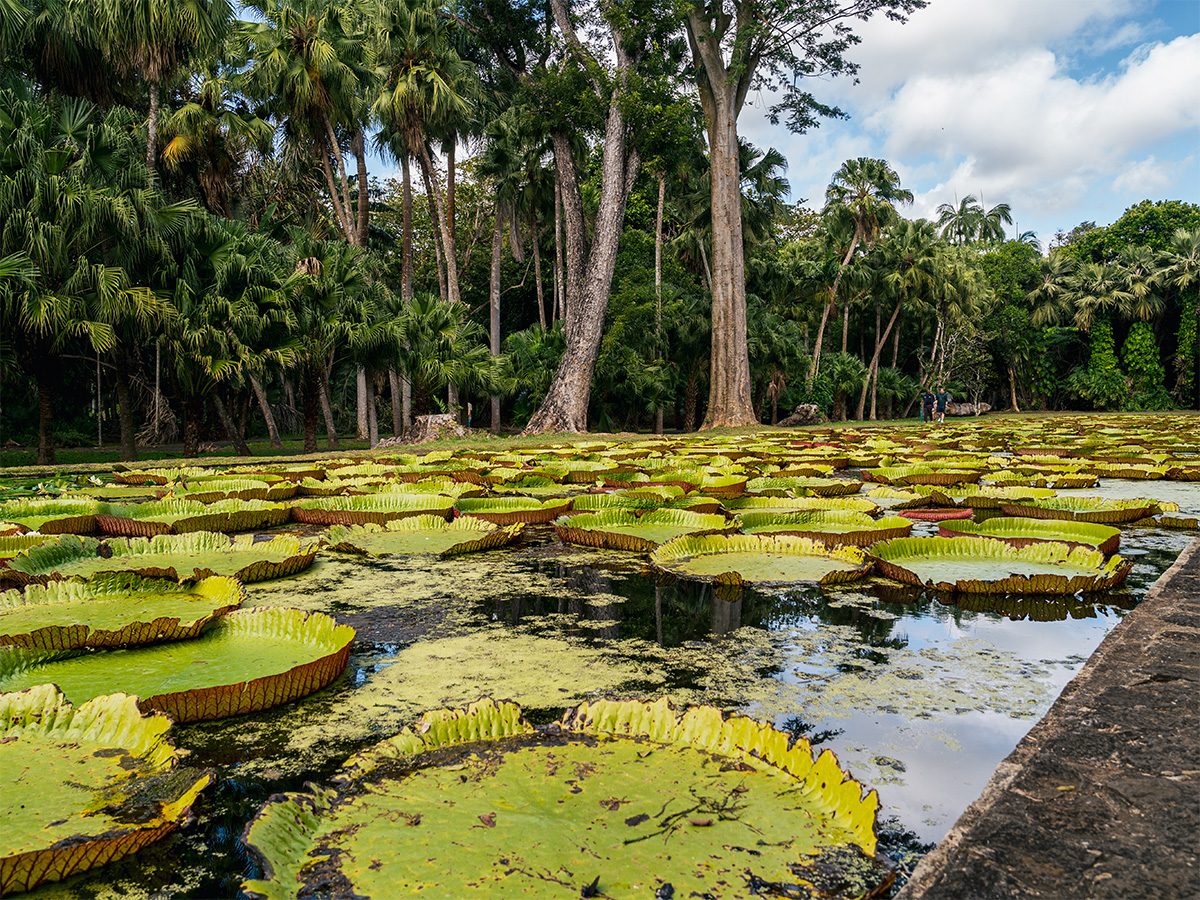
[739,1,1200,237]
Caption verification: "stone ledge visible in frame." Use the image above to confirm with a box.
[897,536,1200,900]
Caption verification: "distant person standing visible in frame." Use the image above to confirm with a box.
[935,385,950,424]
[921,390,934,424]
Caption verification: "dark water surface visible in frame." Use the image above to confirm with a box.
[29,479,1200,899]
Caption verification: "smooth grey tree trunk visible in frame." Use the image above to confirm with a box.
[356,366,369,439]
[532,210,546,330]
[212,392,251,456]
[388,368,403,437]
[654,171,665,435]
[686,13,756,428]
[490,206,503,434]
[367,376,379,447]
[319,367,339,447]
[249,373,283,448]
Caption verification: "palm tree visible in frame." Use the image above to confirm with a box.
[935,194,1013,246]
[239,0,372,246]
[0,89,179,463]
[855,219,941,420]
[161,73,275,217]
[90,0,233,176]
[810,158,913,382]
[1065,261,1134,332]
[372,0,479,304]
[1160,227,1200,405]
[1116,245,1164,323]
[823,352,867,422]
[1027,252,1076,327]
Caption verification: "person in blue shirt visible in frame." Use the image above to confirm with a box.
[935,386,950,424]
[921,390,934,423]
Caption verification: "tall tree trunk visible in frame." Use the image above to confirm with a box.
[490,205,503,434]
[695,83,753,427]
[654,170,665,436]
[212,392,251,456]
[807,237,859,383]
[553,167,564,324]
[892,315,901,367]
[842,296,851,354]
[356,366,369,439]
[36,375,56,465]
[146,79,160,176]
[856,297,905,421]
[111,346,138,462]
[446,134,456,240]
[303,366,320,453]
[523,110,637,433]
[401,155,414,300]
[353,127,369,246]
[532,210,546,330]
[182,393,202,458]
[249,373,283,448]
[683,365,699,432]
[1008,365,1020,412]
[388,368,403,436]
[420,163,448,302]
[415,145,459,305]
[367,376,378,447]
[319,367,338,447]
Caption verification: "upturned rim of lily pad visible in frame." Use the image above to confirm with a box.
[649,533,872,585]
[0,685,211,896]
[241,697,881,900]
[870,535,1132,594]
[0,573,245,650]
[326,516,525,558]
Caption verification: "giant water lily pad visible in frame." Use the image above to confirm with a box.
[0,574,244,650]
[170,478,297,504]
[0,607,355,724]
[650,534,872,585]
[553,509,733,552]
[723,495,878,516]
[96,498,291,537]
[6,533,317,584]
[242,697,882,900]
[998,495,1157,524]
[938,517,1121,555]
[327,516,524,558]
[0,497,100,535]
[291,493,453,526]
[0,685,210,896]
[870,536,1132,594]
[736,510,912,547]
[453,496,572,525]
[0,536,54,565]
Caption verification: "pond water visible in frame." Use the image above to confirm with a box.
[27,478,1200,900]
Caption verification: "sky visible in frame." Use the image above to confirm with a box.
[737,0,1200,247]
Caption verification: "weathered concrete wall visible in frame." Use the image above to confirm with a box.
[897,536,1200,900]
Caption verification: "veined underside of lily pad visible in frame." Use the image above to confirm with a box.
[242,697,884,900]
[553,509,733,552]
[938,517,1121,555]
[650,534,872,585]
[96,499,291,537]
[0,685,211,896]
[4,533,317,585]
[870,536,1132,594]
[0,497,101,536]
[290,493,453,526]
[998,495,1158,524]
[327,516,524,558]
[453,496,573,525]
[0,573,245,651]
[0,607,355,724]
[736,510,912,547]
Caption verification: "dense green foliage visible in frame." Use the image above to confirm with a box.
[1,1,1196,465]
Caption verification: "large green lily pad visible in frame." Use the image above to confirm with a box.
[553,508,733,552]
[242,697,882,900]
[736,510,912,547]
[96,498,291,537]
[650,534,872,585]
[5,533,318,585]
[327,516,524,558]
[453,496,573,525]
[0,536,55,565]
[0,607,355,724]
[291,493,453,526]
[938,517,1121,555]
[998,495,1157,524]
[0,574,244,651]
[871,536,1132,594]
[0,685,211,895]
[723,495,878,516]
[0,497,100,535]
